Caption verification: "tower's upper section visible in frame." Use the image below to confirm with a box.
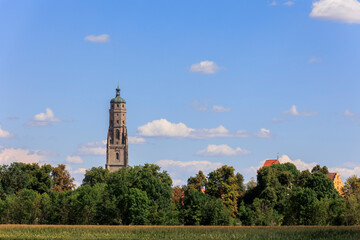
[110,87,126,103]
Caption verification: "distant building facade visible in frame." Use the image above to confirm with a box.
[327,172,344,195]
[106,87,128,172]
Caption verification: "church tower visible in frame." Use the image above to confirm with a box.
[106,86,128,172]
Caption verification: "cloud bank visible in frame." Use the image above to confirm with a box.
[137,119,268,139]
[0,147,48,164]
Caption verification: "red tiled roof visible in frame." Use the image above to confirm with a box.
[327,173,337,181]
[262,160,280,168]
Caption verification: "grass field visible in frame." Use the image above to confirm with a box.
[0,225,360,240]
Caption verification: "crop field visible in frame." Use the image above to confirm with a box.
[0,225,360,240]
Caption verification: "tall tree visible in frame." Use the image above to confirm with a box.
[311,164,329,175]
[51,164,75,192]
[82,166,109,186]
[187,170,207,192]
[236,173,245,197]
[206,165,239,217]
[124,188,150,225]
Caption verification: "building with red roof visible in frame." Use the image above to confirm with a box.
[326,172,344,195]
[262,159,280,168]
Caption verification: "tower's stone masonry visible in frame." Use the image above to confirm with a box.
[106,87,128,172]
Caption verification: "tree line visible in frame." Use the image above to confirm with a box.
[0,162,359,225]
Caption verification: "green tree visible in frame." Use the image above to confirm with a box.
[4,189,41,224]
[206,165,239,217]
[187,170,207,192]
[182,189,207,225]
[181,189,231,225]
[0,163,52,196]
[343,175,360,198]
[124,188,150,225]
[311,164,329,175]
[201,198,232,225]
[305,172,338,199]
[343,175,360,225]
[284,187,319,225]
[73,183,107,224]
[296,170,311,187]
[236,173,245,196]
[39,192,53,224]
[82,167,109,186]
[251,198,282,226]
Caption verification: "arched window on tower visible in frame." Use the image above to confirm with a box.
[116,153,119,161]
[122,132,126,144]
[110,129,114,144]
[116,129,120,140]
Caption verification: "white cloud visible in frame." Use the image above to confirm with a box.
[157,160,223,186]
[196,144,250,157]
[271,118,287,123]
[283,105,318,117]
[0,125,13,138]
[310,0,360,24]
[190,100,231,113]
[128,136,147,144]
[137,119,267,139]
[28,108,62,126]
[270,1,277,6]
[279,154,317,171]
[66,155,83,164]
[284,1,294,6]
[157,160,221,170]
[84,34,110,43]
[138,119,194,138]
[308,56,322,63]
[192,125,232,139]
[254,128,272,139]
[344,109,355,117]
[72,168,87,174]
[190,61,221,74]
[0,148,47,164]
[211,105,231,112]
[172,179,184,186]
[33,108,61,122]
[77,140,106,155]
[329,166,360,180]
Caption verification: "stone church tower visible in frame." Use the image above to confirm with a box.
[106,86,128,172]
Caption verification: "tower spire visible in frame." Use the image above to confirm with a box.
[116,85,120,97]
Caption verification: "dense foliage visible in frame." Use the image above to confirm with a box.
[0,162,358,225]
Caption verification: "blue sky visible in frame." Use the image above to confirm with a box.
[1,0,360,186]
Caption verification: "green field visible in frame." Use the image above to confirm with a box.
[0,225,360,240]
